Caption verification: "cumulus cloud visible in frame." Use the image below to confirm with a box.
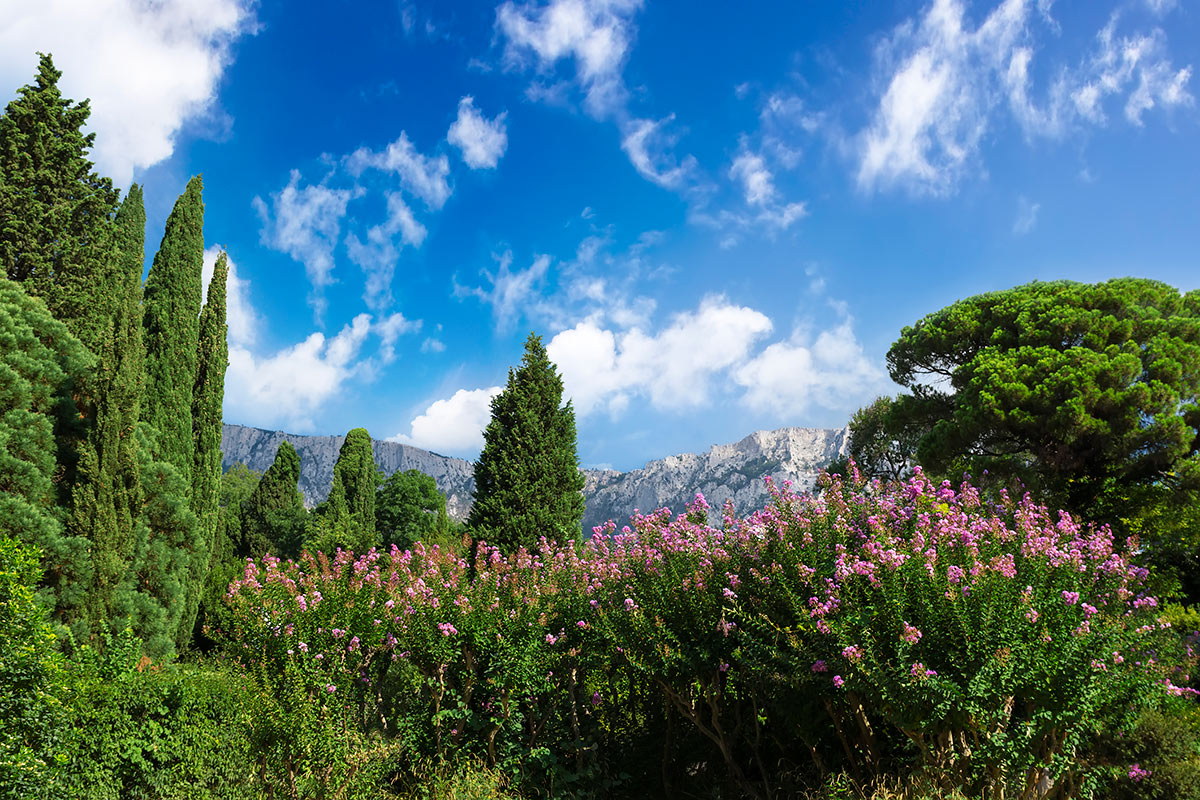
[732,320,883,416]
[202,246,258,346]
[0,0,256,186]
[224,314,375,432]
[547,296,773,415]
[448,96,508,169]
[345,192,427,310]
[855,0,1193,196]
[252,170,360,321]
[347,131,451,209]
[389,387,503,455]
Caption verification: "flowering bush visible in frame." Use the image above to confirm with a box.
[222,468,1193,798]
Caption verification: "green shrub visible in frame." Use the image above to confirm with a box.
[0,535,68,800]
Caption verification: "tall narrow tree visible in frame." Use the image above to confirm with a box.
[469,333,585,553]
[242,440,307,559]
[315,429,378,554]
[85,185,146,631]
[141,175,204,480]
[178,251,228,650]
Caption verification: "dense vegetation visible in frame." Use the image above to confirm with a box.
[2,54,1199,800]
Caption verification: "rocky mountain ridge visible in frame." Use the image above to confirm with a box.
[220,423,850,532]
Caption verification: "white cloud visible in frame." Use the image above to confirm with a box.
[729,150,778,207]
[455,251,552,331]
[856,0,1193,195]
[733,319,883,416]
[202,246,258,346]
[619,115,697,189]
[496,0,641,118]
[421,337,446,353]
[347,131,451,209]
[224,314,374,432]
[252,170,359,320]
[448,96,508,169]
[389,387,503,455]
[0,0,256,186]
[547,296,773,415]
[345,191,427,310]
[1012,195,1040,234]
[374,311,421,364]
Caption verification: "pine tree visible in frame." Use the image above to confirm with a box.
[469,333,585,552]
[241,440,307,559]
[177,251,228,650]
[0,279,92,626]
[0,53,119,345]
[141,175,204,479]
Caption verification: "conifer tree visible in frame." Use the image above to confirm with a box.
[314,429,378,553]
[141,175,204,480]
[469,333,585,552]
[85,186,146,631]
[178,252,228,650]
[0,53,119,344]
[241,440,307,559]
[0,279,92,625]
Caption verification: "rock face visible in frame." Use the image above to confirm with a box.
[580,426,850,531]
[220,424,477,519]
[221,424,849,531]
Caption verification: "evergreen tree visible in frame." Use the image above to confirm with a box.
[141,175,204,480]
[0,279,92,626]
[312,429,377,554]
[178,252,228,650]
[84,185,146,632]
[0,53,119,344]
[469,333,585,552]
[241,441,307,559]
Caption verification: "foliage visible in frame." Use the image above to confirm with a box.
[314,428,378,555]
[179,251,229,651]
[0,278,93,633]
[224,470,1188,798]
[838,396,922,483]
[883,279,1200,536]
[0,535,68,800]
[376,469,451,551]
[242,441,307,560]
[469,333,585,553]
[64,627,260,800]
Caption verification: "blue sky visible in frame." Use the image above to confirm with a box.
[3,0,1197,470]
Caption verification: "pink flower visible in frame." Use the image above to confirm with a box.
[1062,590,1080,605]
[325,684,337,693]
[901,622,922,645]
[1129,763,1151,782]
[811,660,828,673]
[833,675,845,688]
[842,645,864,662]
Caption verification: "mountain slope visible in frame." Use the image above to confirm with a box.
[220,424,849,532]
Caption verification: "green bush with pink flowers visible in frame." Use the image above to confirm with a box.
[220,467,1200,798]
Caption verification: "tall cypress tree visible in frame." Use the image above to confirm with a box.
[141,175,204,479]
[85,185,146,631]
[242,441,307,559]
[314,429,378,554]
[469,333,585,553]
[178,251,228,650]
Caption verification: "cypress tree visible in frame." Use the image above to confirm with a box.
[85,186,146,632]
[0,53,119,345]
[468,333,585,553]
[0,279,92,625]
[178,251,228,650]
[241,440,307,559]
[314,429,377,554]
[141,175,204,479]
